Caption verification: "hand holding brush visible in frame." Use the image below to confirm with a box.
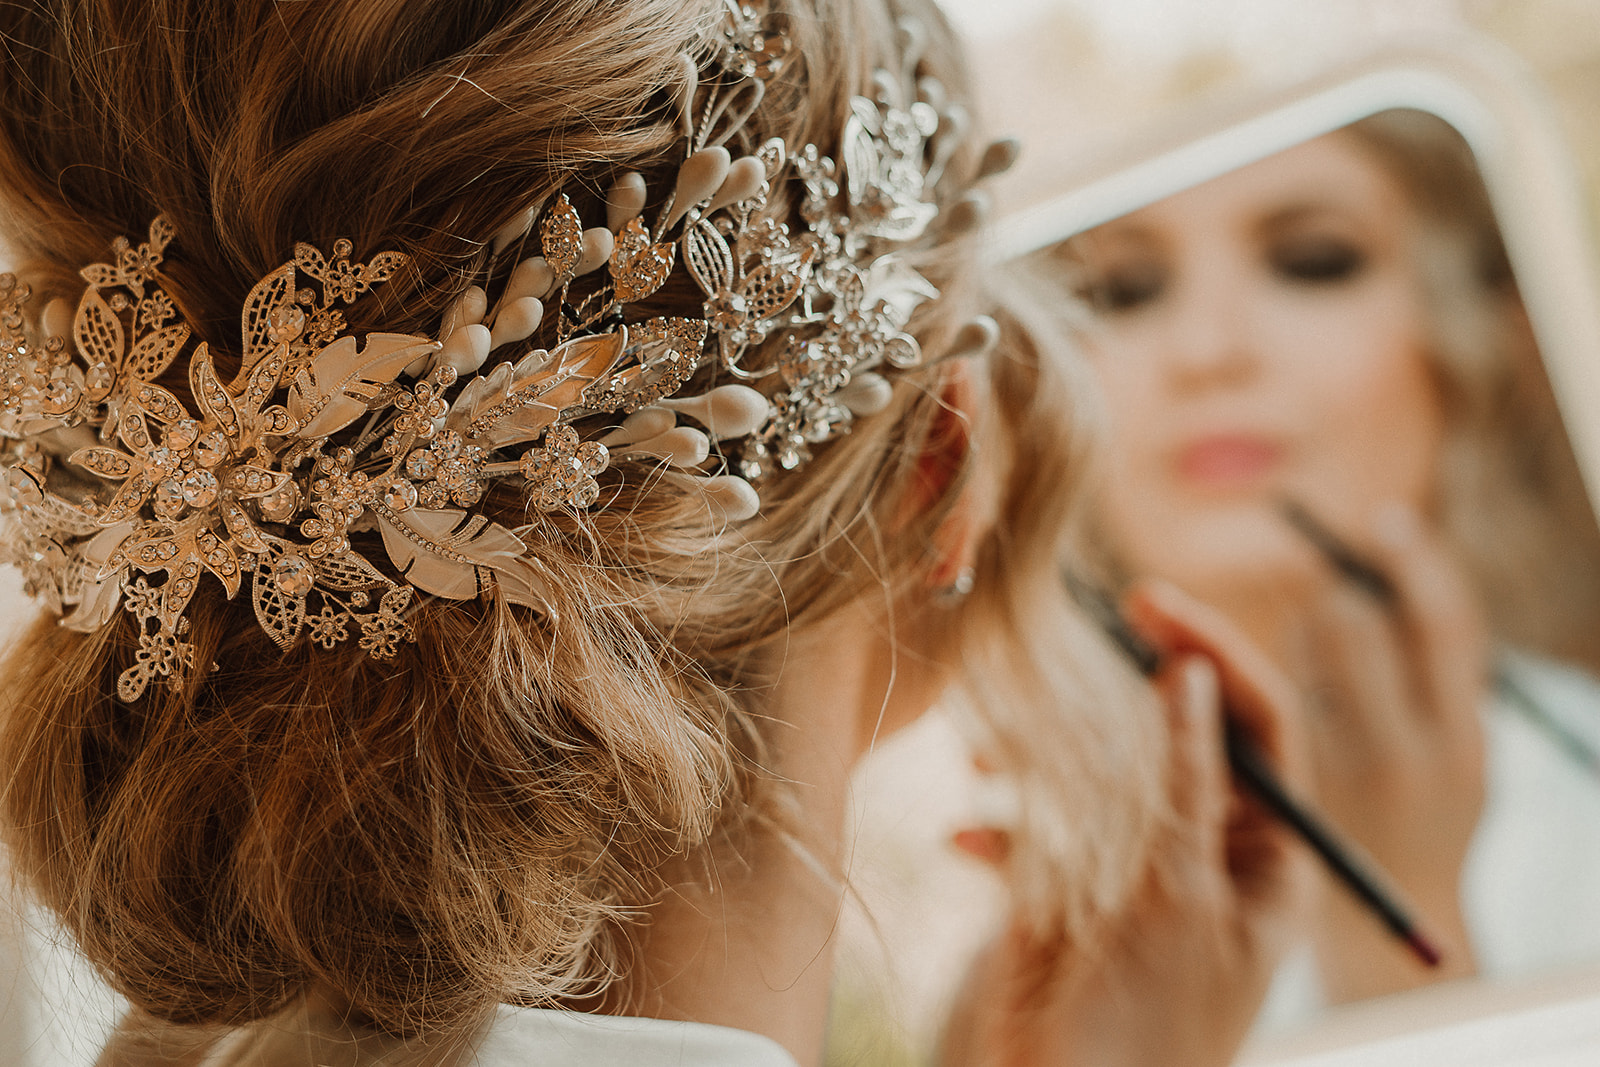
[1277,498,1487,999]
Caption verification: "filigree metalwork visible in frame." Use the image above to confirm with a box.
[0,0,964,700]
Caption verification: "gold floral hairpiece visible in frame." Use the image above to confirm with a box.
[0,1,991,701]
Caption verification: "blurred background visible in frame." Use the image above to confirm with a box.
[944,0,1600,220]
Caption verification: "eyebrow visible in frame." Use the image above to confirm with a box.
[1252,201,1363,236]
[1075,220,1165,258]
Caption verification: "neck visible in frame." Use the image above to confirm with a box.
[611,606,901,1065]
[1187,574,1312,674]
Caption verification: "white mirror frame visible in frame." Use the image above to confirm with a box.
[994,32,1600,519]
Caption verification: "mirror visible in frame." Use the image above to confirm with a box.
[1020,37,1600,1051]
[830,37,1600,1066]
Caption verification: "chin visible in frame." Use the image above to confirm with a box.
[1136,502,1310,592]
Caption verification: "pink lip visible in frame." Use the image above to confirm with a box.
[1174,434,1284,490]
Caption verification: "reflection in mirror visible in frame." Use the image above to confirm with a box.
[1032,108,1600,1027]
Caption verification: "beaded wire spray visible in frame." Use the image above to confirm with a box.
[0,1,1009,701]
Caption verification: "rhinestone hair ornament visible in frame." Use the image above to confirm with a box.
[0,1,999,702]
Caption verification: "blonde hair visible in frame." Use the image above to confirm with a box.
[1341,110,1600,671]
[0,0,1161,1040]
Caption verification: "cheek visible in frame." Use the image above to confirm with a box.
[1081,342,1199,576]
[1283,298,1445,526]
[1082,334,1167,473]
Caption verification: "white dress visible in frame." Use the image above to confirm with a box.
[96,1002,800,1067]
[1257,650,1600,1029]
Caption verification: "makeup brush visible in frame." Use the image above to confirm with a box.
[1067,571,1444,968]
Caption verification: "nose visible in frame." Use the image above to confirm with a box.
[1157,258,1259,391]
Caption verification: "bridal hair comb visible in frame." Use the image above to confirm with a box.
[0,1,1006,701]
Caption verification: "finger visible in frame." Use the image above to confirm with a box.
[1305,582,1415,756]
[1365,504,1489,724]
[1125,580,1307,787]
[1159,653,1229,860]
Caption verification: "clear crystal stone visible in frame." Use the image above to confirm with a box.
[153,479,185,518]
[181,468,219,507]
[44,380,75,406]
[266,304,306,343]
[166,419,200,450]
[257,483,299,523]
[383,480,418,511]
[194,432,229,467]
[405,449,438,481]
[273,554,314,598]
[417,481,448,509]
[436,457,473,491]
[705,291,749,332]
[433,431,463,460]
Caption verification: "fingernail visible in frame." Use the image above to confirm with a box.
[951,828,1006,863]
[1182,655,1218,724]
[1373,503,1420,550]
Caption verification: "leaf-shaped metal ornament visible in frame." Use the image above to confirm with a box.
[194,526,244,598]
[740,248,813,321]
[357,251,409,288]
[219,498,269,555]
[146,217,177,259]
[312,548,390,591]
[684,218,736,297]
[583,317,708,413]
[237,337,294,421]
[96,472,154,525]
[609,218,676,303]
[19,486,105,539]
[115,387,174,452]
[540,195,584,281]
[125,324,191,385]
[468,331,625,447]
[251,553,307,650]
[239,262,299,375]
[191,345,247,444]
[841,108,881,214]
[124,382,191,428]
[293,242,329,281]
[287,333,440,439]
[69,446,137,480]
[444,360,516,434]
[74,289,125,388]
[78,264,122,290]
[374,505,534,603]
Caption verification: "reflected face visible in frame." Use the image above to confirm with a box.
[1075,132,1446,601]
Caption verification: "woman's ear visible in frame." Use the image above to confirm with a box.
[904,358,999,593]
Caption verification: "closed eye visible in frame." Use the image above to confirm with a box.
[1078,261,1167,314]
[1268,236,1368,285]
